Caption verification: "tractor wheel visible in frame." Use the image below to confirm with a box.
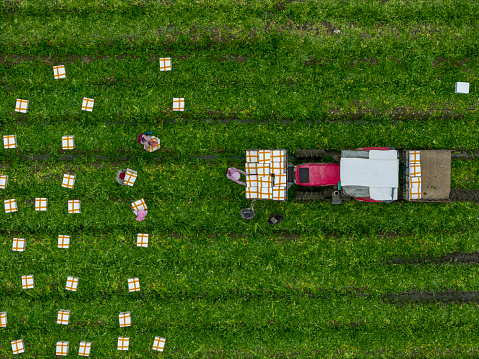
[295,191,325,201]
[294,149,325,159]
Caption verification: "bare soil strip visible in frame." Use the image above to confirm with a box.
[384,290,479,304]
[392,251,479,265]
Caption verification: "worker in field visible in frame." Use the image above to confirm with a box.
[137,132,159,151]
[226,167,247,186]
[131,204,148,221]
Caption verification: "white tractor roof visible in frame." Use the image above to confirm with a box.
[340,150,399,199]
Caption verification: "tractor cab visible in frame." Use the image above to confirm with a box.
[294,148,399,202]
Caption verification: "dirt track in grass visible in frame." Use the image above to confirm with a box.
[391,251,479,265]
[384,290,479,305]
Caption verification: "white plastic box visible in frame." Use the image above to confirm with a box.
[3,135,17,149]
[127,278,140,292]
[11,339,24,354]
[68,200,81,213]
[152,337,166,352]
[172,97,184,111]
[81,98,94,112]
[455,82,470,94]
[58,235,70,248]
[78,341,92,357]
[53,65,66,79]
[57,310,70,325]
[62,174,75,188]
[119,312,131,327]
[159,58,172,71]
[12,238,25,252]
[35,198,48,211]
[55,341,69,356]
[0,312,7,328]
[65,276,79,291]
[137,233,148,248]
[0,175,8,189]
[15,99,28,113]
[21,275,34,289]
[117,337,129,351]
[4,199,18,213]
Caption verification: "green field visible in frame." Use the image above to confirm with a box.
[1,0,479,357]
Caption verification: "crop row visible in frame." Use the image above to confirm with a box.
[1,119,479,157]
[3,224,479,355]
[2,0,479,26]
[0,160,478,235]
[3,227,479,294]
[1,24,478,121]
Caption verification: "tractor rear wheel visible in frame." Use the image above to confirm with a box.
[295,191,326,201]
[294,149,326,159]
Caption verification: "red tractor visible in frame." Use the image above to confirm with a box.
[292,147,452,204]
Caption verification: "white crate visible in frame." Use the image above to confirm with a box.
[257,175,272,188]
[35,198,48,211]
[12,238,25,252]
[146,136,161,152]
[455,82,470,94]
[57,310,70,325]
[270,161,286,175]
[81,98,94,112]
[62,174,75,188]
[21,275,34,289]
[62,136,75,150]
[172,97,184,111]
[0,312,7,328]
[119,312,131,327]
[137,233,148,248]
[245,186,258,199]
[15,99,28,113]
[55,341,69,356]
[245,162,257,175]
[124,168,137,187]
[131,199,147,213]
[65,276,79,291]
[255,162,270,176]
[53,65,66,79]
[58,235,70,248]
[409,150,420,163]
[270,149,286,162]
[78,341,92,357]
[3,135,17,149]
[11,339,24,354]
[0,175,8,189]
[258,186,272,199]
[117,337,130,351]
[159,57,172,71]
[272,186,287,201]
[409,176,422,200]
[246,150,258,163]
[258,150,271,162]
[68,200,81,213]
[4,199,18,213]
[246,174,258,187]
[273,173,287,187]
[127,278,140,292]
[152,337,166,352]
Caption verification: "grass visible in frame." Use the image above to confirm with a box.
[1,1,479,357]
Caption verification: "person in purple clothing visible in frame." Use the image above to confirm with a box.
[226,167,247,186]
